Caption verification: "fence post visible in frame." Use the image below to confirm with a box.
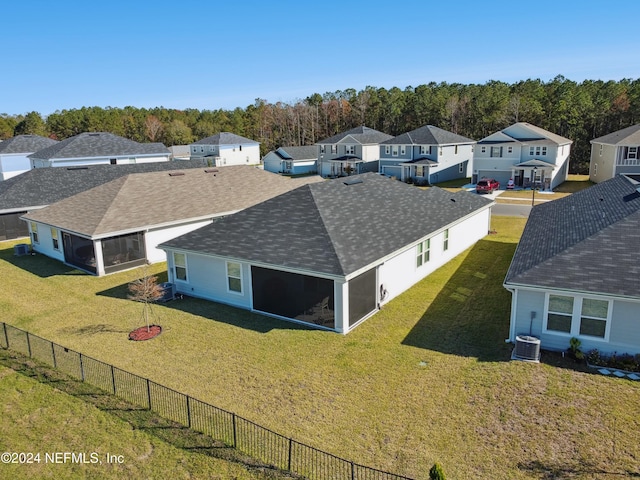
[351,461,355,480]
[79,354,85,381]
[287,438,292,472]
[26,331,32,357]
[111,365,116,395]
[51,342,56,368]
[2,322,8,349]
[232,413,237,448]
[147,379,152,410]
[186,396,191,429]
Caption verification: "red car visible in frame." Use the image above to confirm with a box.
[476,178,500,194]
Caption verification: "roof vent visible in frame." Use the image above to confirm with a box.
[512,335,541,363]
[343,177,363,186]
[204,168,219,173]
[66,166,88,170]
[88,133,101,136]
[168,172,185,176]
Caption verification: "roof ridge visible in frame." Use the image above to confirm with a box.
[308,185,347,275]
[86,176,132,235]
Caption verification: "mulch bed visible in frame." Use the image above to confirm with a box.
[128,325,162,341]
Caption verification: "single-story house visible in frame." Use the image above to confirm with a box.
[589,124,640,183]
[29,132,171,168]
[159,173,494,333]
[190,132,260,166]
[0,135,59,180]
[504,174,640,355]
[262,146,318,175]
[0,160,207,241]
[21,166,322,275]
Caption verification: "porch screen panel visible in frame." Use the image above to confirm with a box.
[102,232,146,274]
[62,233,97,274]
[348,268,377,327]
[251,266,334,328]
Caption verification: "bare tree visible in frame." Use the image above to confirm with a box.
[144,115,164,142]
[128,269,164,332]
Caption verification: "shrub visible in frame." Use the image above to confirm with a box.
[429,462,446,480]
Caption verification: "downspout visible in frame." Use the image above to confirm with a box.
[504,285,518,343]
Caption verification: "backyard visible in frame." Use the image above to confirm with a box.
[1,215,639,479]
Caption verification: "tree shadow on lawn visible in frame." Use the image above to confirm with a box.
[0,244,84,278]
[0,348,294,479]
[97,282,313,335]
[402,239,516,362]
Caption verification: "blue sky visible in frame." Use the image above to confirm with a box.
[3,0,639,116]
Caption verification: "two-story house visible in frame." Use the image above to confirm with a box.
[189,132,260,167]
[589,124,640,183]
[316,126,392,178]
[473,122,572,190]
[379,125,475,184]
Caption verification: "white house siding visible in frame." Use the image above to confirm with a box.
[144,219,213,264]
[508,288,640,355]
[31,155,170,168]
[169,252,252,309]
[377,207,492,305]
[0,154,31,180]
[216,144,260,166]
[27,221,66,262]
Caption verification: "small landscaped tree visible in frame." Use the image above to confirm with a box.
[429,462,446,480]
[128,270,164,335]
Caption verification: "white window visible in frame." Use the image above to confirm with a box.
[443,229,449,251]
[416,238,431,267]
[400,146,406,155]
[541,146,547,156]
[200,146,204,153]
[384,145,391,155]
[599,144,603,156]
[320,145,325,154]
[345,145,355,155]
[629,147,637,159]
[490,147,502,158]
[507,146,513,154]
[544,294,611,340]
[392,146,399,156]
[209,146,214,152]
[529,146,534,156]
[420,146,427,155]
[226,261,242,293]
[173,252,187,281]
[51,228,59,250]
[481,146,486,154]
[459,163,464,174]
[416,165,425,177]
[331,145,337,154]
[30,222,39,244]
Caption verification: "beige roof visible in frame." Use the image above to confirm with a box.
[23,166,323,238]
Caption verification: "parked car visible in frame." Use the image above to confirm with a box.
[476,178,500,194]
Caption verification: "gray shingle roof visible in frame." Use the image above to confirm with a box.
[591,124,640,146]
[0,135,58,154]
[317,126,393,145]
[478,122,572,145]
[0,160,208,213]
[504,175,640,298]
[161,173,493,277]
[274,146,318,160]
[27,132,170,161]
[192,132,259,145]
[22,166,323,237]
[382,125,475,145]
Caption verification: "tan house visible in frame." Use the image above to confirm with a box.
[589,124,640,183]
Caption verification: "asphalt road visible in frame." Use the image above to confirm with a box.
[492,203,533,217]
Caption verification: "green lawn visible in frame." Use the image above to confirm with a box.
[1,217,639,480]
[0,354,286,480]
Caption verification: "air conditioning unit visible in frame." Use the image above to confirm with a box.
[14,244,30,256]
[512,335,541,363]
[158,282,176,302]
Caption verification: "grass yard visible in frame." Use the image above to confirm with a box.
[0,353,287,480]
[1,216,639,480]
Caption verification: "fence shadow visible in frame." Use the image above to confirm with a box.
[402,239,516,362]
[0,348,293,479]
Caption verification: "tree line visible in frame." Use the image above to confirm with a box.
[2,75,639,173]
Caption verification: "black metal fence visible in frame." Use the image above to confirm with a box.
[0,322,413,480]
